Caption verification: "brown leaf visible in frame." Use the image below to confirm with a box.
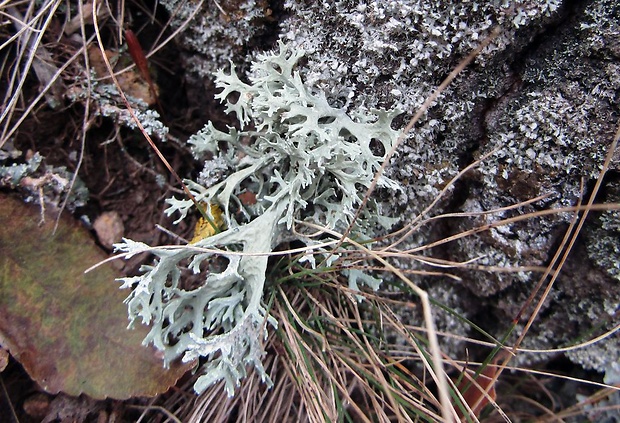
[238,190,257,206]
[456,366,497,419]
[455,352,508,420]
[0,194,192,399]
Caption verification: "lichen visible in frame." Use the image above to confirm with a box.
[453,0,619,312]
[150,0,619,382]
[161,1,569,214]
[66,73,169,140]
[115,42,401,395]
[0,142,88,211]
[586,182,620,283]
[158,0,277,78]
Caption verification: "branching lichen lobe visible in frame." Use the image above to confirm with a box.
[115,42,401,395]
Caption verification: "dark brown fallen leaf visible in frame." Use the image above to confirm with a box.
[455,351,510,420]
[456,366,497,419]
[0,194,193,399]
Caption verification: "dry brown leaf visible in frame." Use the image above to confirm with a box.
[0,194,192,399]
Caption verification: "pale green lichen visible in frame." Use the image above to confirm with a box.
[0,142,88,210]
[118,0,619,390]
[115,42,401,395]
[66,73,169,140]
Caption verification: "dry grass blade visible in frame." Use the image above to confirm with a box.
[304,222,462,421]
[395,203,620,256]
[0,0,64,148]
[272,280,444,422]
[105,0,206,82]
[277,304,340,422]
[53,0,93,233]
[272,240,464,421]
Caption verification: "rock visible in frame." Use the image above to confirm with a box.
[0,347,8,372]
[159,0,620,375]
[93,211,124,249]
[23,392,51,419]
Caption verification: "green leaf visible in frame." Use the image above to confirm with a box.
[0,194,192,399]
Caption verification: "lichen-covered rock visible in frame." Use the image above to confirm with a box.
[570,180,620,373]
[162,0,619,377]
[159,0,279,77]
[448,0,620,369]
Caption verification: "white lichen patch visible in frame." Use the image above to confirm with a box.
[115,42,401,395]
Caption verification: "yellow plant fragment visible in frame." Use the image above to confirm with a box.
[190,204,225,243]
